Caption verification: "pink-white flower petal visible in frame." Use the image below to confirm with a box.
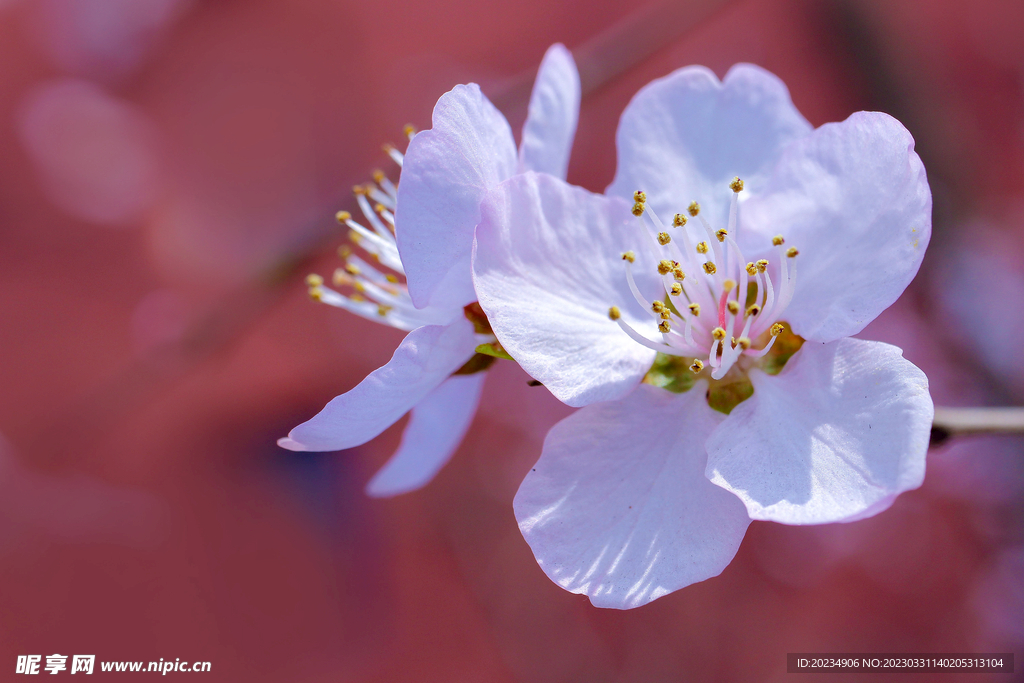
[607,63,811,229]
[742,111,931,342]
[365,372,485,497]
[517,43,580,180]
[473,172,659,407]
[515,383,751,609]
[395,84,518,310]
[278,317,478,452]
[705,338,932,525]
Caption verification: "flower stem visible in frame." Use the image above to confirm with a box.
[930,406,1024,446]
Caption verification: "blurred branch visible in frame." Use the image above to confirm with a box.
[575,0,730,97]
[491,0,733,112]
[32,0,735,463]
[930,407,1024,446]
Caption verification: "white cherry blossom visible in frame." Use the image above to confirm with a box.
[472,63,934,606]
[279,44,580,497]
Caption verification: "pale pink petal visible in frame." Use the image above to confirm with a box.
[515,384,751,609]
[473,172,660,407]
[517,43,580,180]
[607,63,811,229]
[395,84,517,311]
[278,317,478,452]
[365,372,485,498]
[706,338,932,525]
[742,111,931,342]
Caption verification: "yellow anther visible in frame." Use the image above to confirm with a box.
[344,263,361,276]
[746,304,761,317]
[696,241,709,254]
[688,303,701,316]
[335,210,351,223]
[632,202,645,217]
[372,169,385,184]
[332,269,348,286]
[786,247,799,258]
[353,281,366,293]
[703,262,717,275]
[730,176,744,193]
[712,327,727,341]
[622,251,636,263]
[670,283,683,296]
[660,310,671,320]
[658,260,674,275]
[723,279,736,292]
[381,143,395,154]
[651,300,666,313]
[347,230,362,245]
[350,293,366,303]
[658,320,672,333]
[353,184,367,196]
[715,229,728,242]
[308,287,323,302]
[657,232,671,245]
[633,190,647,204]
[688,201,700,217]
[727,300,740,315]
[772,235,785,246]
[374,203,386,214]
[746,262,757,276]
[673,213,687,227]
[403,124,416,138]
[737,337,751,350]
[690,359,705,374]
[385,274,399,283]
[608,306,621,321]
[673,267,685,281]
[771,322,785,336]
[305,273,323,287]
[377,304,392,317]
[756,259,769,272]
[730,336,737,348]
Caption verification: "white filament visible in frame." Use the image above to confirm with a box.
[620,186,798,378]
[313,154,452,332]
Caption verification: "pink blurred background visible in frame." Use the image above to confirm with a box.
[1,0,1022,680]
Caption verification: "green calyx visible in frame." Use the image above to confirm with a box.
[453,341,514,376]
[474,341,514,361]
[642,354,698,394]
[454,352,498,376]
[642,324,805,415]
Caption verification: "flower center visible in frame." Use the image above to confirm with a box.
[612,177,802,385]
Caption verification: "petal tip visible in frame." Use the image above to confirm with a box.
[364,478,410,498]
[277,437,308,452]
[543,42,573,61]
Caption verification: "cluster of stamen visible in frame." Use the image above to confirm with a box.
[304,127,449,332]
[612,177,799,380]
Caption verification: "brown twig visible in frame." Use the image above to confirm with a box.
[930,407,1024,446]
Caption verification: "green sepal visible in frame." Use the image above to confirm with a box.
[474,341,514,361]
[642,353,697,394]
[706,378,754,415]
[453,353,497,376]
[760,325,804,375]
